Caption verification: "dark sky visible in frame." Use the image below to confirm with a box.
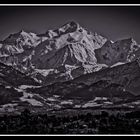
[0,6,140,43]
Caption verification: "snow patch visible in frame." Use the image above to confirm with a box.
[2,103,18,108]
[5,86,11,89]
[104,101,113,105]
[61,100,73,105]
[82,102,102,108]
[132,100,140,105]
[20,92,43,106]
[0,103,18,112]
[111,62,125,68]
[74,105,81,108]
[35,69,56,77]
[94,97,108,101]
[17,86,43,107]
[47,97,56,102]
[53,95,60,98]
[19,85,41,90]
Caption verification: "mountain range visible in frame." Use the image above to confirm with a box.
[0,21,140,113]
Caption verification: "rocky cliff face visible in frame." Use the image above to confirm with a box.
[0,21,108,84]
[95,38,140,66]
[0,62,39,87]
[31,21,107,77]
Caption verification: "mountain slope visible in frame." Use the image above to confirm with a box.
[1,21,140,87]
[0,21,108,85]
[32,21,107,69]
[95,38,140,66]
[73,59,140,95]
[0,62,39,87]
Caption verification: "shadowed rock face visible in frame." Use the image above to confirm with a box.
[73,60,140,95]
[95,38,140,66]
[0,62,39,87]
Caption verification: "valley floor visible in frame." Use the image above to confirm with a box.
[0,108,140,135]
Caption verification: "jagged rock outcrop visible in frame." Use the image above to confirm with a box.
[0,62,39,87]
[95,38,140,66]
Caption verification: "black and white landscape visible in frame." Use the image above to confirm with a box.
[0,6,140,134]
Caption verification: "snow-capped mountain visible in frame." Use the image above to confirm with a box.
[0,19,140,112]
[95,38,140,66]
[0,21,140,96]
[0,21,108,84]
[0,30,45,55]
[0,30,48,74]
[32,21,107,70]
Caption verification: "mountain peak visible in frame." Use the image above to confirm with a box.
[116,37,137,44]
[127,37,138,44]
[65,21,79,27]
[59,21,80,34]
[3,30,29,42]
[44,21,80,38]
[19,30,26,34]
[18,30,31,36]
